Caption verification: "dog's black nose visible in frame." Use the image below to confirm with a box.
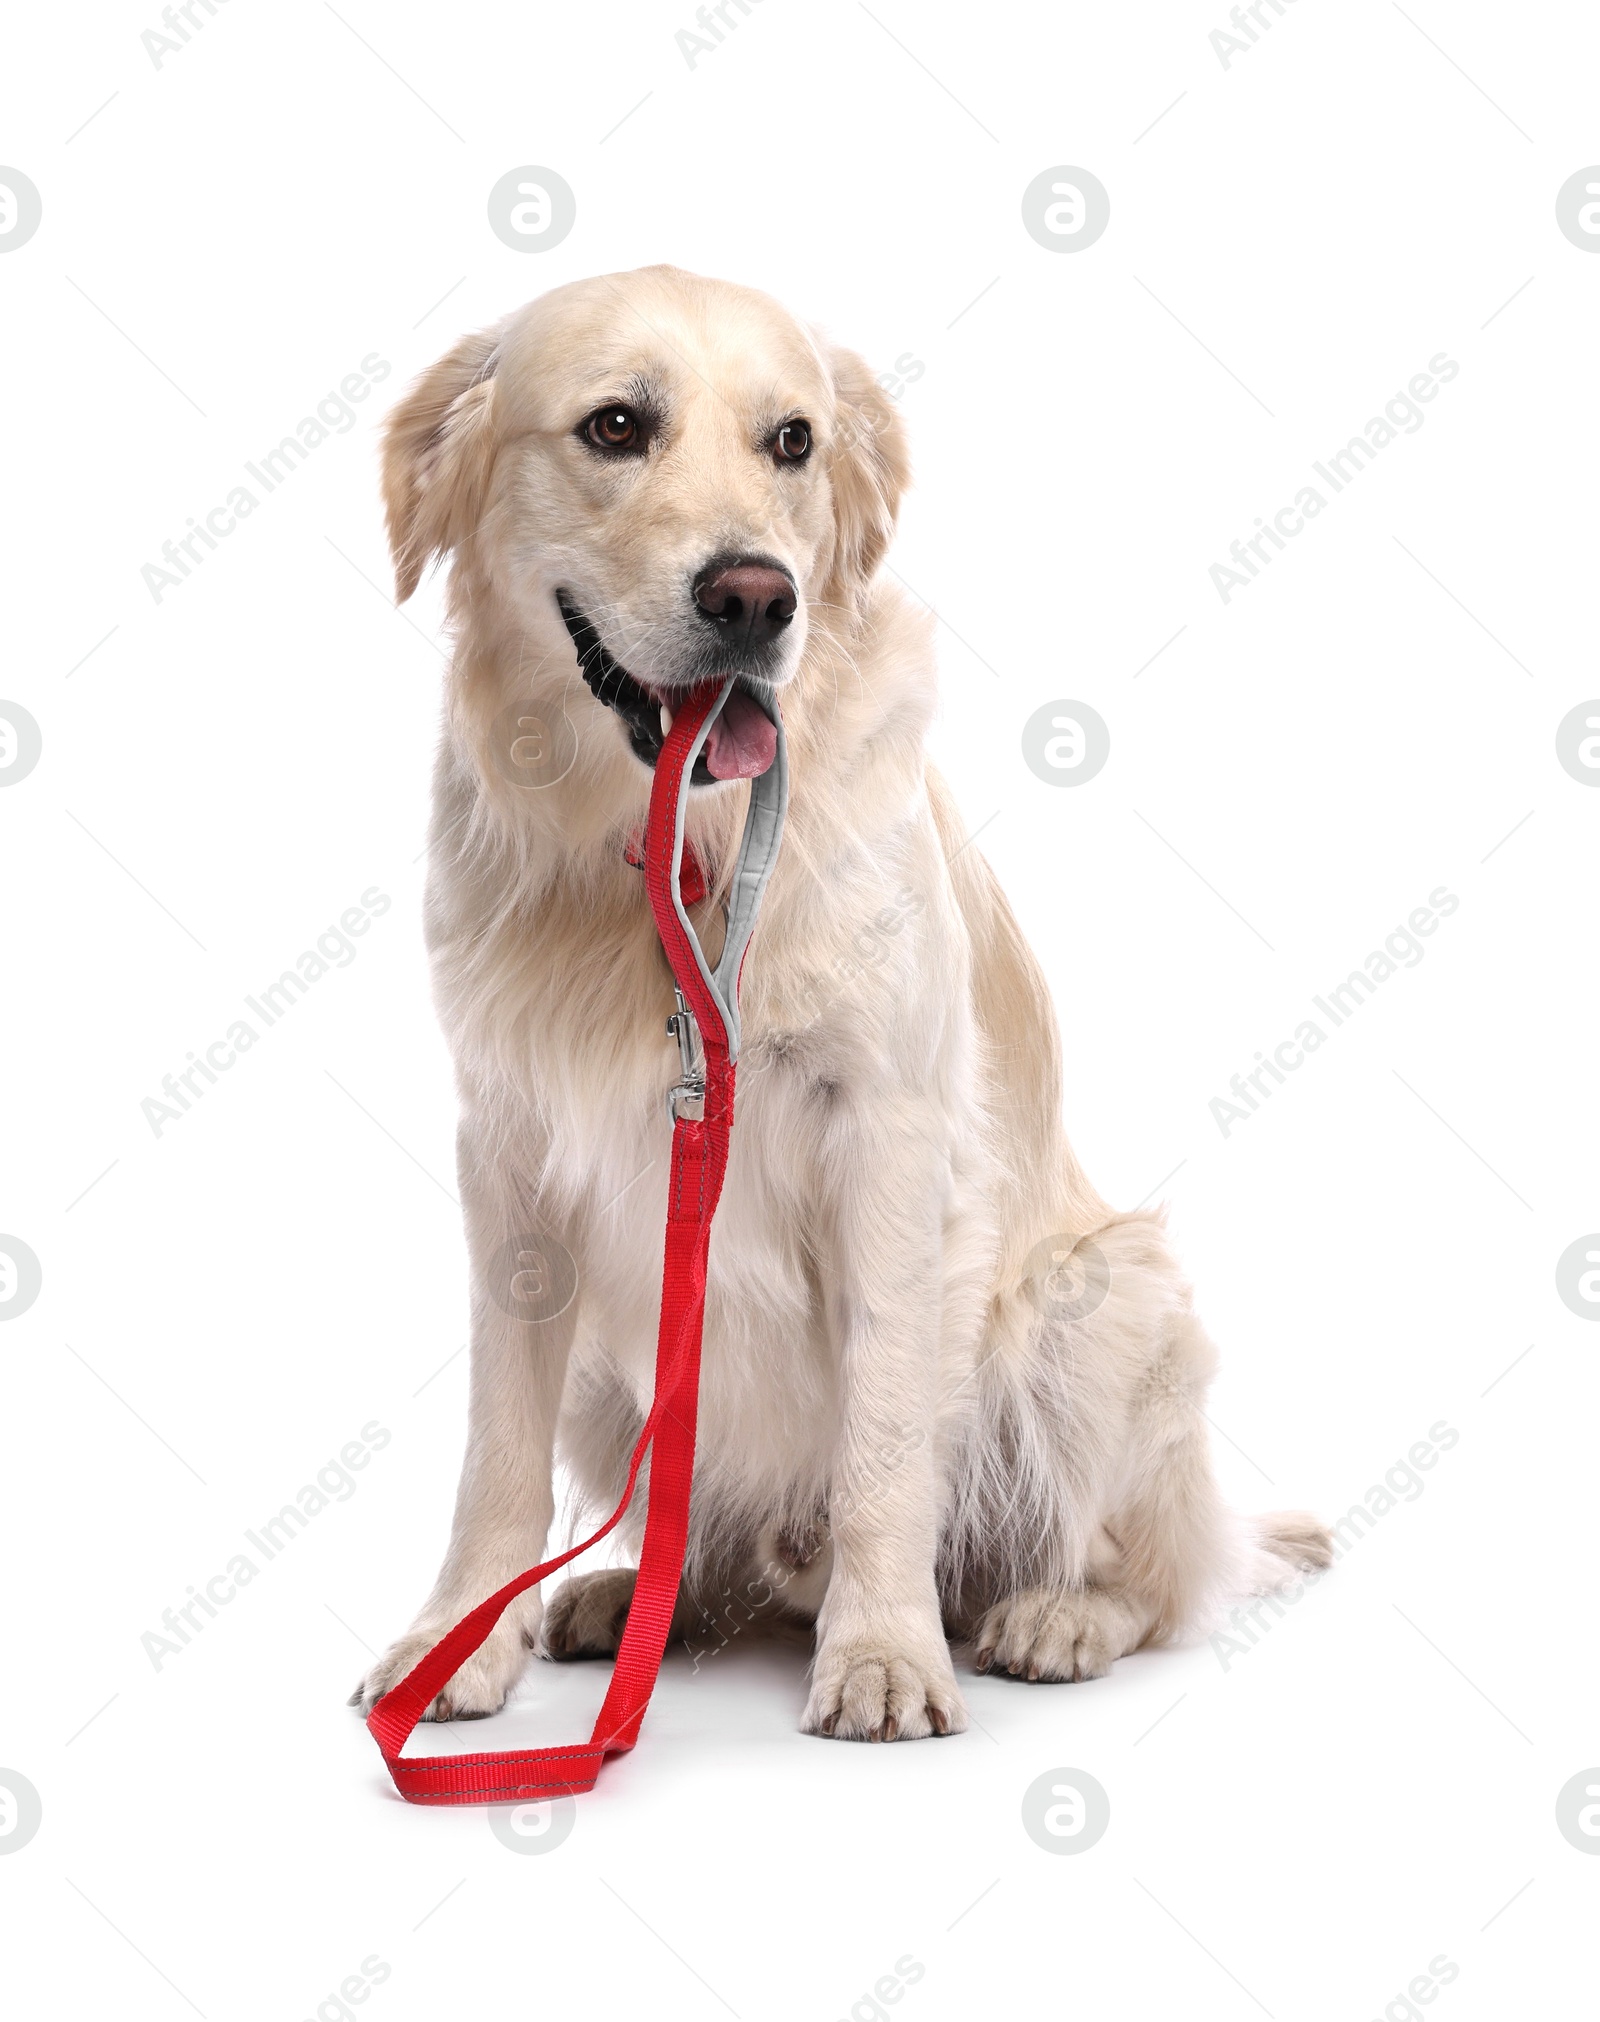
[693,557,797,648]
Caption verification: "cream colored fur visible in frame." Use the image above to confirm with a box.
[351,266,1329,1742]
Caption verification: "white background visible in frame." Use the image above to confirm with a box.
[2,1,1597,2016]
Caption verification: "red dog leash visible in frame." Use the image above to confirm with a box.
[367,675,787,1804]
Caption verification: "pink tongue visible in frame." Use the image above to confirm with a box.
[702,687,778,778]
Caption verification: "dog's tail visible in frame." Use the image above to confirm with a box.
[1239,1509,1334,1594]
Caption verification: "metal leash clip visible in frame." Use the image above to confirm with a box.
[666,985,705,1121]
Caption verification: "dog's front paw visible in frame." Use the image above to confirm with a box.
[802,1630,967,1742]
[349,1598,538,1721]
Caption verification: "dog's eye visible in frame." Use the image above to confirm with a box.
[774,420,812,464]
[583,405,643,451]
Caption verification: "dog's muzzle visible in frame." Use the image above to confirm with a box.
[556,590,780,784]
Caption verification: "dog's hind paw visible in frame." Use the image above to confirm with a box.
[971,1588,1145,1683]
[538,1567,639,1659]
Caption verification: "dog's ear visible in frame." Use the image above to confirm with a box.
[382,327,501,602]
[821,345,910,607]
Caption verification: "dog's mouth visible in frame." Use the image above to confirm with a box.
[556,591,779,785]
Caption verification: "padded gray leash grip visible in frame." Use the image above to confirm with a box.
[663,676,788,1063]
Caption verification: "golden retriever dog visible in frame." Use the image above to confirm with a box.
[352,266,1330,1743]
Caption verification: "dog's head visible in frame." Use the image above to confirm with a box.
[383,266,909,784]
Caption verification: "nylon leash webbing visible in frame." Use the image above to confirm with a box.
[366,676,786,1805]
